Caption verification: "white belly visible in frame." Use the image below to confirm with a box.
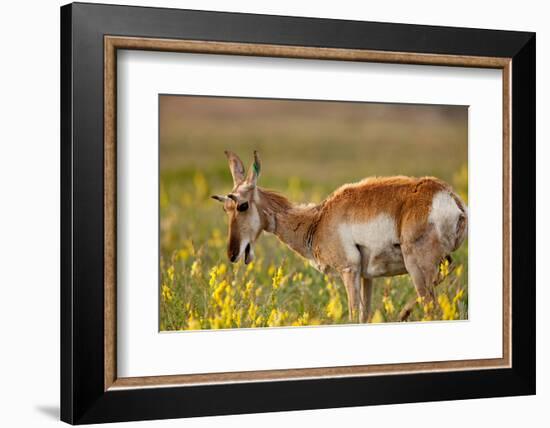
[338,214,406,278]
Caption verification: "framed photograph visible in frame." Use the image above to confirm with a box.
[60,2,535,424]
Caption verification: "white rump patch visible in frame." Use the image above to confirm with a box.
[428,191,462,252]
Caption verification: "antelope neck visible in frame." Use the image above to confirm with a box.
[265,202,320,260]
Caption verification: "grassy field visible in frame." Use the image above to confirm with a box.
[159,96,468,331]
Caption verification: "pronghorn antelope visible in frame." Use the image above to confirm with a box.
[212,151,467,323]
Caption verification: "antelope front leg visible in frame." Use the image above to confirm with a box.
[340,268,361,323]
[360,277,373,323]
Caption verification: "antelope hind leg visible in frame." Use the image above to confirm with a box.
[360,277,373,323]
[402,226,444,307]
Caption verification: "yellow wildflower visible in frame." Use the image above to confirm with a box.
[190,260,201,278]
[234,308,243,327]
[438,294,458,320]
[166,265,175,282]
[418,297,435,321]
[371,309,384,323]
[255,315,264,327]
[382,295,395,315]
[209,316,224,329]
[241,280,254,299]
[247,302,258,324]
[423,300,435,314]
[272,266,284,289]
[187,314,201,330]
[292,312,310,326]
[176,248,190,261]
[216,263,227,276]
[453,288,465,305]
[208,266,218,288]
[161,284,173,302]
[267,308,288,327]
[440,258,450,278]
[325,281,343,321]
[245,261,255,275]
[212,280,229,307]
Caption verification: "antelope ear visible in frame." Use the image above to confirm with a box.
[211,195,227,203]
[225,150,246,185]
[246,150,261,187]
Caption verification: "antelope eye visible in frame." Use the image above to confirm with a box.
[237,202,249,212]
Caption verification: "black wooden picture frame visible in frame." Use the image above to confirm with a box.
[61,2,535,424]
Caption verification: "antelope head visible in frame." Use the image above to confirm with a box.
[211,150,264,264]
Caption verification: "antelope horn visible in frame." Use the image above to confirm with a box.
[211,195,228,203]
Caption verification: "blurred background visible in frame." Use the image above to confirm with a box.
[160,96,467,192]
[159,95,468,330]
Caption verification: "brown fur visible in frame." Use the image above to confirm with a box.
[257,188,322,260]
[321,176,451,242]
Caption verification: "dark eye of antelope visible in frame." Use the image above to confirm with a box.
[237,202,249,212]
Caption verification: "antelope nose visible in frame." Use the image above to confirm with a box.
[229,254,237,263]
